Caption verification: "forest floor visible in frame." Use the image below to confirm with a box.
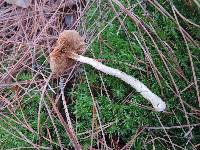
[0,0,200,149]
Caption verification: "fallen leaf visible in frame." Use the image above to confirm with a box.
[5,0,30,8]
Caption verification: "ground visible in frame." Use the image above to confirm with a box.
[0,0,200,149]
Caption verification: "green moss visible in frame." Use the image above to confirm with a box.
[71,0,200,147]
[1,0,199,149]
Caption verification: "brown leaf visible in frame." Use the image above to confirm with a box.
[5,0,30,8]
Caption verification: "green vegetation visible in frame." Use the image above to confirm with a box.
[0,0,199,149]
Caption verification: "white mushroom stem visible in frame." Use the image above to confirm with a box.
[70,52,166,112]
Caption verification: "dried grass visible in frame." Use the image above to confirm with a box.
[0,0,199,149]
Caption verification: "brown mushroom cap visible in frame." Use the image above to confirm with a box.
[49,30,86,76]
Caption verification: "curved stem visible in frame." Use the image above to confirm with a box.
[70,53,166,112]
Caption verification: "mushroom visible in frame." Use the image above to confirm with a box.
[50,30,166,112]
